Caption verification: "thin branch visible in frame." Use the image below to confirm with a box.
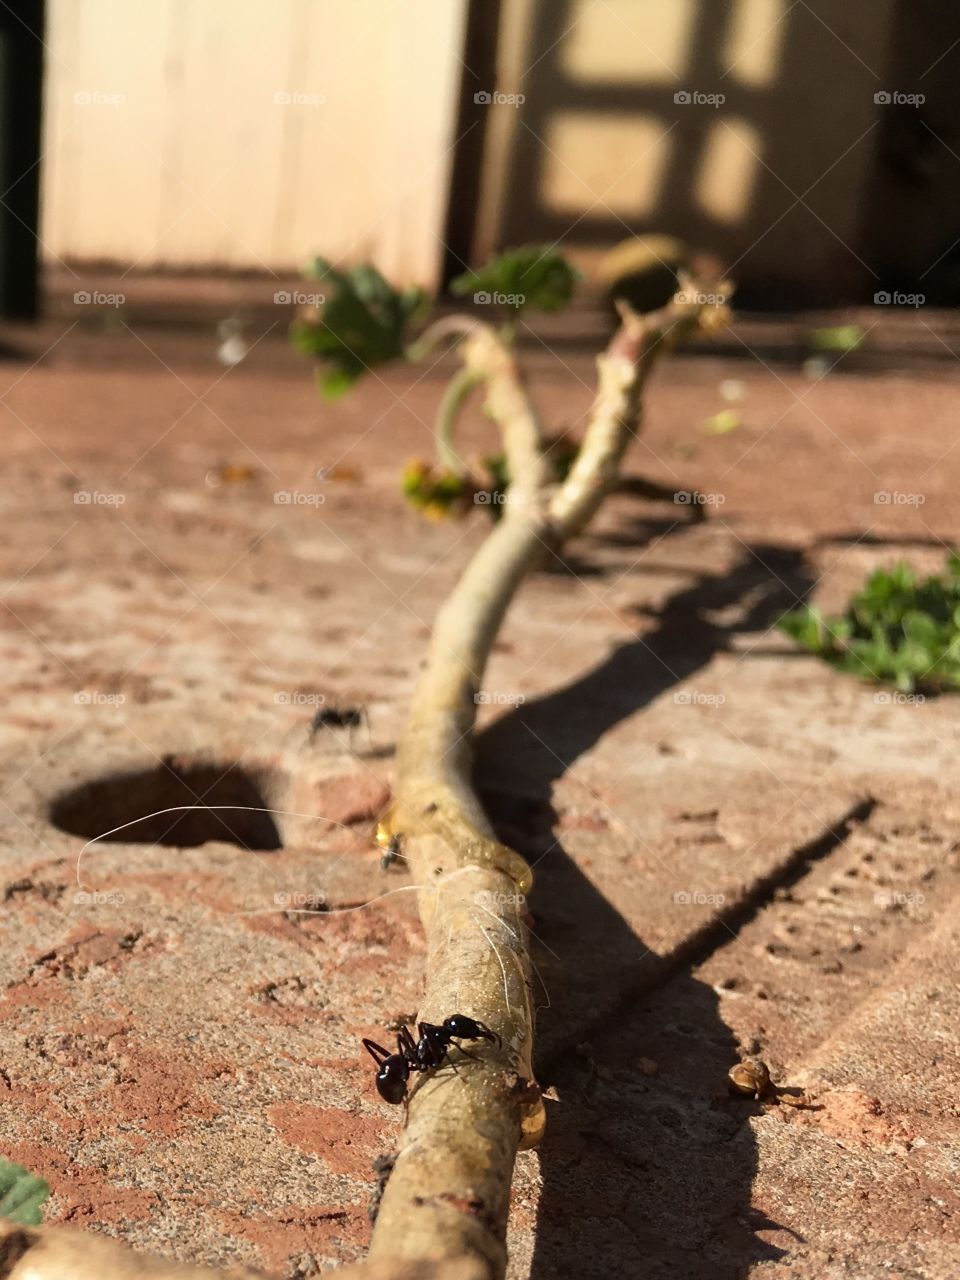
[0,1219,268,1280]
[406,315,481,363]
[434,366,483,475]
[550,287,719,542]
[367,285,726,1278]
[0,1220,482,1280]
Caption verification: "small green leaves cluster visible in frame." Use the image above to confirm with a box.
[292,258,427,399]
[450,245,578,315]
[400,437,582,525]
[292,246,577,399]
[292,247,580,515]
[779,555,960,692]
[0,1158,49,1225]
[399,455,515,522]
[401,460,472,521]
[805,324,865,353]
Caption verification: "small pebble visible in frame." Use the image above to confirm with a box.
[719,378,746,403]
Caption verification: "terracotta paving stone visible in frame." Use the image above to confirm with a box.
[0,317,958,1277]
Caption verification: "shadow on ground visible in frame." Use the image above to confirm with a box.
[476,540,814,1279]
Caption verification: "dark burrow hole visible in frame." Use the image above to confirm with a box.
[49,757,282,850]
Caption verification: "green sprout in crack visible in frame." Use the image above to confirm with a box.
[778,554,960,693]
[0,1158,50,1226]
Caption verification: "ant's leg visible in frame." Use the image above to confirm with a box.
[362,1039,392,1067]
[417,1022,448,1069]
[398,1025,418,1059]
[449,1039,482,1063]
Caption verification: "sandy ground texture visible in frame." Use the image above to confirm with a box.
[0,307,959,1279]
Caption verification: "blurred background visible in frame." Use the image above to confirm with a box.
[4,0,959,319]
[2,7,960,1275]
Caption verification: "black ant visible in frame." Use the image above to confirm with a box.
[362,1014,500,1105]
[379,833,404,871]
[309,704,369,752]
[310,705,363,731]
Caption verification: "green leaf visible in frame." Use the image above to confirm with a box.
[778,606,832,653]
[806,324,865,353]
[0,1159,50,1225]
[703,409,740,435]
[450,245,578,315]
[777,552,960,694]
[292,257,428,397]
[401,459,471,521]
[902,610,940,646]
[316,366,356,402]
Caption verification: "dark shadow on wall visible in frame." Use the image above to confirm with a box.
[861,0,960,303]
[481,0,911,307]
[0,0,44,318]
[475,541,814,1278]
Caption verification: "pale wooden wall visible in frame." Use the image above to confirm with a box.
[40,0,467,285]
[482,0,896,301]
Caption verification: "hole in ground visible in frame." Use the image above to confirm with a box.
[50,756,282,850]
